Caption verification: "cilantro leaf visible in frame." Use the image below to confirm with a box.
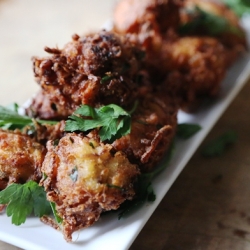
[65,104,132,142]
[201,130,237,157]
[32,186,51,217]
[0,183,20,204]
[0,105,33,128]
[179,6,244,37]
[50,202,63,224]
[0,105,57,130]
[69,166,78,182]
[118,144,174,219]
[101,74,114,84]
[176,123,201,139]
[0,181,51,225]
[223,0,250,17]
[6,185,34,225]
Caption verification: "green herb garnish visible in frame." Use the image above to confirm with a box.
[201,130,237,157]
[223,0,250,17]
[177,123,202,139]
[101,74,114,84]
[65,104,134,142]
[50,202,63,224]
[179,6,244,37]
[0,105,57,130]
[0,181,51,225]
[118,144,174,219]
[70,166,78,182]
[7,103,19,113]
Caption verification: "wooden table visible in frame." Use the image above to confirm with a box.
[1,1,250,249]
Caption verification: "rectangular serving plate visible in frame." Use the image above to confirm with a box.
[1,15,250,250]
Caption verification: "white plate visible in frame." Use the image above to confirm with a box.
[1,15,250,250]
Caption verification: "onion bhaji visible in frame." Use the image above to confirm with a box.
[0,121,66,191]
[18,26,179,238]
[27,30,144,120]
[113,0,181,80]
[162,36,228,110]
[113,0,246,111]
[113,0,181,49]
[41,132,139,241]
[0,129,45,190]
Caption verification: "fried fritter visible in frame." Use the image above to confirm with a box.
[113,0,244,111]
[41,132,139,241]
[162,36,228,111]
[27,30,144,120]
[0,129,45,190]
[112,88,177,172]
[113,0,181,47]
[113,0,181,80]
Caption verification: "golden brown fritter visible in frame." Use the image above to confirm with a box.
[113,0,181,80]
[162,36,228,111]
[41,132,139,241]
[0,129,45,190]
[113,0,246,111]
[180,0,247,52]
[112,88,177,172]
[27,30,144,120]
[113,0,181,47]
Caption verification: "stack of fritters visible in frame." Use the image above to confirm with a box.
[0,0,246,242]
[113,0,247,110]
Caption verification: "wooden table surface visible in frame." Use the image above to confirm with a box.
[1,1,250,249]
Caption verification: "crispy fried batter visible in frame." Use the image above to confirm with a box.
[162,36,228,111]
[31,120,66,146]
[41,132,139,241]
[113,0,181,80]
[27,30,144,120]
[113,0,181,48]
[0,129,45,190]
[113,89,177,172]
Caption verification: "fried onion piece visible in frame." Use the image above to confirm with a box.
[41,132,139,241]
[112,89,177,172]
[0,129,45,190]
[30,120,66,146]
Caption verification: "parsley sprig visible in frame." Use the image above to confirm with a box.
[176,123,202,139]
[223,0,250,17]
[65,104,134,142]
[0,181,51,225]
[0,105,57,130]
[50,202,63,224]
[179,6,244,37]
[201,130,237,157]
[117,144,174,219]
